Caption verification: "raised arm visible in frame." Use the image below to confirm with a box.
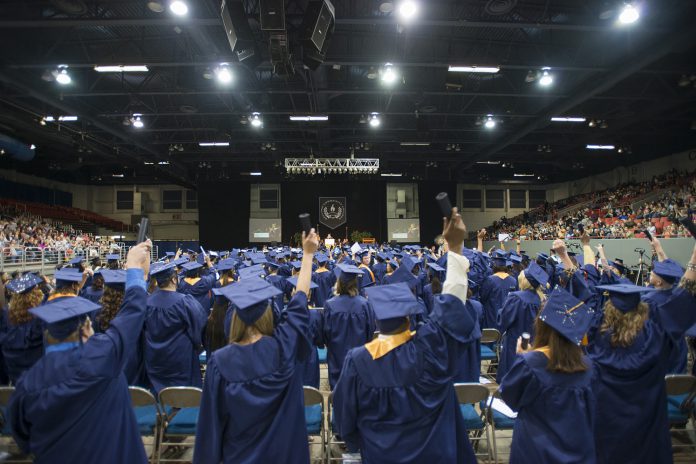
[581,232,596,268]
[477,229,486,252]
[442,208,469,303]
[649,236,668,262]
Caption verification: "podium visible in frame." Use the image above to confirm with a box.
[324,238,335,247]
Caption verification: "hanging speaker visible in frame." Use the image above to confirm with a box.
[260,0,285,31]
[301,0,335,51]
[220,0,261,68]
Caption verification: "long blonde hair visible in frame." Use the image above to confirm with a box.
[600,300,648,347]
[518,271,546,302]
[228,307,275,344]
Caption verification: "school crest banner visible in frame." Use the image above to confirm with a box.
[319,197,347,229]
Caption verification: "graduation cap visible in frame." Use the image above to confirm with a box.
[652,259,684,284]
[213,279,281,324]
[265,261,281,270]
[375,252,388,262]
[54,268,83,288]
[150,262,178,283]
[595,284,654,312]
[537,252,549,262]
[315,253,329,264]
[101,269,126,289]
[491,256,510,267]
[288,261,303,271]
[6,273,43,294]
[400,255,418,273]
[171,257,189,267]
[524,262,549,289]
[165,252,176,258]
[68,256,84,266]
[286,275,319,289]
[105,254,120,262]
[216,258,237,273]
[509,254,523,264]
[30,296,101,340]
[388,263,418,289]
[388,259,399,269]
[196,254,206,265]
[468,278,480,292]
[333,263,364,282]
[426,263,446,279]
[356,249,370,258]
[364,283,423,329]
[251,256,268,266]
[182,261,203,272]
[237,264,266,280]
[538,286,593,345]
[608,260,627,275]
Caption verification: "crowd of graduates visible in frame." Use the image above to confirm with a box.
[0,207,695,463]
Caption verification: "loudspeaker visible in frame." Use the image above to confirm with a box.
[269,33,295,77]
[221,0,261,68]
[260,0,285,31]
[302,0,335,51]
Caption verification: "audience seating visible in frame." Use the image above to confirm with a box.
[455,383,495,463]
[157,387,202,464]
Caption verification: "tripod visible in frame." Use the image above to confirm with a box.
[633,248,650,286]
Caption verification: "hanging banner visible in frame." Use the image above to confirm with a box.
[319,197,347,229]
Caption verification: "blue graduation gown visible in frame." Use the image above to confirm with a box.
[496,290,542,383]
[371,262,387,284]
[80,285,104,304]
[333,293,479,464]
[8,286,149,464]
[322,294,375,389]
[500,351,596,464]
[311,270,336,307]
[454,299,483,383]
[177,274,216,311]
[0,310,44,384]
[301,308,323,389]
[642,287,687,374]
[587,287,696,464]
[193,292,311,464]
[266,274,291,310]
[144,290,208,393]
[480,273,517,329]
[423,283,435,314]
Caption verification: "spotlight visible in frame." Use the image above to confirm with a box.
[538,69,553,87]
[131,114,144,129]
[214,63,233,84]
[484,115,496,129]
[618,3,639,25]
[380,63,398,85]
[588,119,597,127]
[55,65,71,85]
[397,1,419,22]
[250,113,263,128]
[169,0,188,16]
[369,113,381,128]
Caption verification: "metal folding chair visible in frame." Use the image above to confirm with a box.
[327,391,347,463]
[0,387,31,463]
[129,386,164,463]
[304,386,326,464]
[480,328,501,380]
[485,388,516,463]
[665,374,696,459]
[157,387,202,464]
[455,383,495,463]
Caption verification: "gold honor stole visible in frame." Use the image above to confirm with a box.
[359,264,376,282]
[364,330,415,360]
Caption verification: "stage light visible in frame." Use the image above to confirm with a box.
[214,63,233,84]
[289,115,329,121]
[30,144,36,150]
[42,115,79,123]
[448,65,500,73]
[586,144,615,150]
[550,116,586,122]
[199,142,229,147]
[250,172,262,176]
[250,113,263,128]
[94,65,149,73]
[380,63,398,85]
[169,0,188,16]
[131,114,144,129]
[514,173,535,177]
[484,115,496,129]
[369,113,381,128]
[538,69,553,87]
[618,3,639,24]
[55,65,71,85]
[397,1,419,22]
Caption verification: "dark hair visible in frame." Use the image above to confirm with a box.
[492,265,508,273]
[335,277,359,297]
[430,274,442,295]
[206,299,230,352]
[97,286,124,331]
[532,316,587,373]
[220,270,236,286]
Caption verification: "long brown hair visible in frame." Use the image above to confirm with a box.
[8,287,43,325]
[229,307,274,344]
[533,317,588,373]
[220,270,236,287]
[335,277,359,297]
[97,286,124,331]
[600,300,648,347]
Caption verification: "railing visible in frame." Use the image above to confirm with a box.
[0,244,141,273]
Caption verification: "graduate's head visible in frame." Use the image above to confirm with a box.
[315,253,329,268]
[98,270,126,331]
[30,296,100,344]
[534,287,592,374]
[649,259,683,289]
[92,273,104,290]
[365,282,422,336]
[334,264,363,297]
[182,261,203,278]
[53,268,83,294]
[287,275,318,300]
[426,263,445,295]
[6,273,44,325]
[150,262,178,289]
[214,279,283,344]
[597,284,652,348]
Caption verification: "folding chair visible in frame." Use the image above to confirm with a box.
[157,387,202,464]
[665,374,696,458]
[327,391,347,463]
[304,386,326,464]
[485,389,516,463]
[129,386,164,463]
[454,383,494,463]
[480,329,501,379]
[0,387,31,463]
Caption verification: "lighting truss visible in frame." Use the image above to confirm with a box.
[284,158,380,175]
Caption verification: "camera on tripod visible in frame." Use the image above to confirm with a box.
[634,248,645,253]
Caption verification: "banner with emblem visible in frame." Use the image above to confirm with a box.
[319,197,347,229]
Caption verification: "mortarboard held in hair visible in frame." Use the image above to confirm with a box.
[101,269,126,288]
[595,284,654,312]
[6,273,43,294]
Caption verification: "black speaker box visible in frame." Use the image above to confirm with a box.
[302,0,335,51]
[221,0,261,68]
[260,0,285,31]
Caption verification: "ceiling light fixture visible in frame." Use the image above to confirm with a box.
[381,173,403,177]
[400,142,431,146]
[55,65,71,85]
[249,172,262,176]
[513,173,535,177]
[214,63,233,84]
[198,142,229,147]
[369,113,381,128]
[397,1,419,22]
[289,115,329,121]
[380,63,398,85]
[618,3,640,25]
[42,115,78,123]
[538,68,553,87]
[484,115,496,129]
[550,116,586,122]
[94,65,149,73]
[586,144,615,150]
[250,112,263,128]
[448,65,500,73]
[131,113,144,129]
[169,0,188,16]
